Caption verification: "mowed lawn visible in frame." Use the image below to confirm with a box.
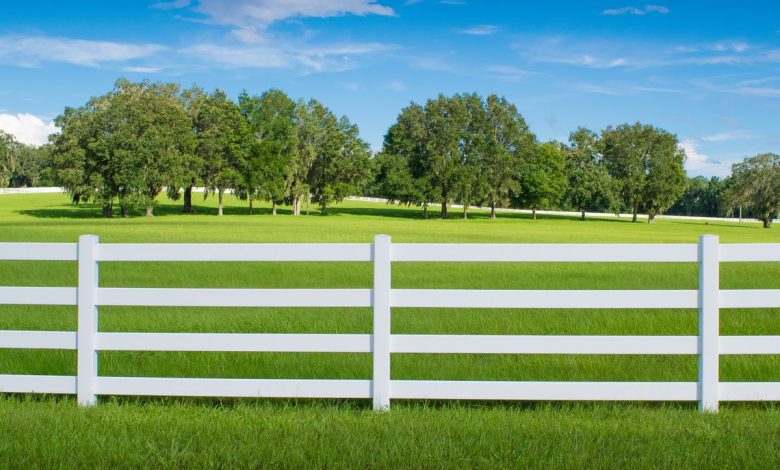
[1,192,779,467]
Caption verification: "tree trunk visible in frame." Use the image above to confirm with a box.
[120,204,128,218]
[272,201,277,216]
[764,218,771,229]
[581,210,586,221]
[463,204,468,219]
[102,204,113,218]
[632,210,638,223]
[648,213,655,224]
[532,208,537,220]
[146,206,154,217]
[183,185,193,213]
[441,201,448,219]
[249,198,253,216]
[217,190,224,216]
[306,197,310,216]
[292,196,300,216]
[320,200,327,216]
[423,203,428,219]
[490,203,496,220]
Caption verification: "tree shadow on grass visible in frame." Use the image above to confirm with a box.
[17,202,297,219]
[18,199,633,226]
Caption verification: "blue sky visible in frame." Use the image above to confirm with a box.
[1,0,779,177]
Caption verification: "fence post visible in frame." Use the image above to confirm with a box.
[77,235,99,405]
[372,234,392,411]
[698,234,719,412]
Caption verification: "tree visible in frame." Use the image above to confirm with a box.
[0,130,18,188]
[110,79,196,216]
[668,176,726,217]
[238,89,298,215]
[453,93,487,219]
[194,89,251,216]
[565,128,616,220]
[482,95,534,219]
[169,86,208,214]
[375,103,435,218]
[306,105,373,215]
[722,153,780,228]
[53,95,117,217]
[52,79,195,217]
[423,94,467,219]
[601,123,687,223]
[517,141,568,219]
[10,144,56,187]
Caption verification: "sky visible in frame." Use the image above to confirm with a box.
[0,0,779,178]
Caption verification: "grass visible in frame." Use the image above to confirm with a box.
[1,192,779,467]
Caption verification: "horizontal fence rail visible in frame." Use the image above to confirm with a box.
[1,234,779,412]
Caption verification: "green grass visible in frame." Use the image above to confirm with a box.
[1,192,779,467]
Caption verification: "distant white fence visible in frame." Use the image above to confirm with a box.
[1,235,780,412]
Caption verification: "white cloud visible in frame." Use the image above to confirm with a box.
[385,80,406,92]
[121,66,162,73]
[0,113,60,147]
[457,24,501,36]
[151,0,191,9]
[189,0,394,43]
[701,130,750,142]
[573,81,681,96]
[0,35,164,67]
[182,41,394,72]
[601,4,669,15]
[680,139,710,172]
[486,65,535,81]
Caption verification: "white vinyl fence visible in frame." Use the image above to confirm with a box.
[1,235,780,412]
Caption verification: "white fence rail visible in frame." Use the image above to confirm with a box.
[1,235,780,411]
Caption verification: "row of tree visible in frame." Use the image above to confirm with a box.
[1,79,777,227]
[665,154,780,228]
[51,79,372,217]
[372,94,687,223]
[0,132,56,188]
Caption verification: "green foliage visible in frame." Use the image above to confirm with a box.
[9,144,56,187]
[565,128,617,218]
[304,104,373,215]
[602,122,687,222]
[516,141,568,217]
[238,89,299,213]
[52,79,195,216]
[482,94,534,218]
[375,103,435,216]
[0,130,19,188]
[376,93,534,219]
[722,153,780,228]
[194,89,251,216]
[668,176,726,217]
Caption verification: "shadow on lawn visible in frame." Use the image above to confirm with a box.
[18,199,645,225]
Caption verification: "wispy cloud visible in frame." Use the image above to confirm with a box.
[0,113,59,146]
[701,129,750,142]
[457,24,501,36]
[601,4,669,16]
[171,0,395,44]
[151,0,191,10]
[486,65,535,81]
[0,35,164,67]
[573,81,681,96]
[514,35,775,71]
[385,80,407,92]
[121,66,162,73]
[181,41,395,72]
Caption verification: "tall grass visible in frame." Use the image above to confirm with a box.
[0,193,778,466]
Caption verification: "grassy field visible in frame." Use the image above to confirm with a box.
[1,192,779,467]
